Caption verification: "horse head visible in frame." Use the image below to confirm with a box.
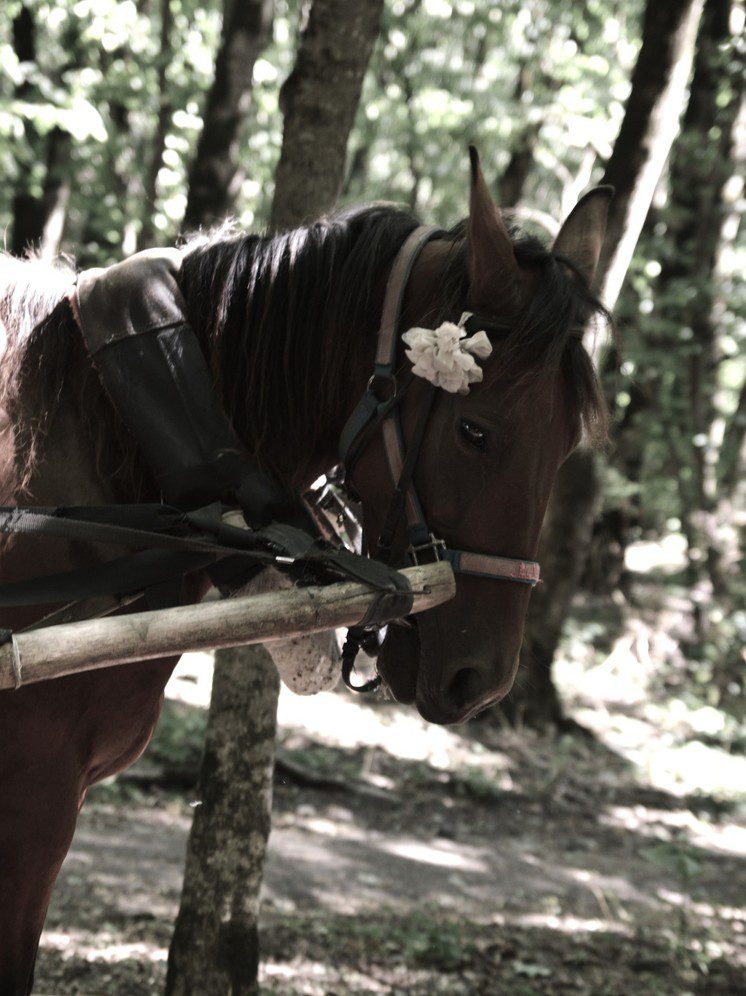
[347,149,611,724]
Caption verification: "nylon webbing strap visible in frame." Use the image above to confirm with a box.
[0,550,215,607]
[0,502,416,611]
[0,506,237,557]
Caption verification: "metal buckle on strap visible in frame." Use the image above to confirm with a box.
[367,372,398,400]
[407,533,446,565]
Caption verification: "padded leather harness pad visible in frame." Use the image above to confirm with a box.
[74,249,287,518]
[74,248,187,352]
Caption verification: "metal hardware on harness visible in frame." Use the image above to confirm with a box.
[341,627,382,693]
[408,534,447,566]
[367,372,398,398]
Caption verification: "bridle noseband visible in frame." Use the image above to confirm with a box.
[337,225,540,690]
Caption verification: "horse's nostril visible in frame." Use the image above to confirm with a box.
[447,667,482,711]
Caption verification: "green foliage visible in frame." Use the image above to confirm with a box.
[348,0,640,226]
[317,909,476,972]
[145,699,207,785]
[641,840,704,883]
[1,0,644,258]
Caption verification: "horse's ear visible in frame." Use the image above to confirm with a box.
[553,186,614,288]
[467,146,522,312]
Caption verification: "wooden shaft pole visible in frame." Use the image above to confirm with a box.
[0,562,454,691]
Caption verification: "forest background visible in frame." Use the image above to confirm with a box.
[1,0,744,994]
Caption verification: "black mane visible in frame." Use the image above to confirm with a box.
[180,205,422,483]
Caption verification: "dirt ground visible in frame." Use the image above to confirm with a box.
[36,592,746,995]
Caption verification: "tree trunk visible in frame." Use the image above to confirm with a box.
[500,62,543,209]
[168,7,276,992]
[13,127,71,259]
[138,0,175,249]
[10,4,71,257]
[719,375,746,496]
[269,0,385,231]
[650,0,742,601]
[165,646,279,996]
[182,0,274,231]
[168,0,382,989]
[596,0,706,323]
[500,0,705,729]
[37,128,71,259]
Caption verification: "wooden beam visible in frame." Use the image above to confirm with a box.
[0,562,455,690]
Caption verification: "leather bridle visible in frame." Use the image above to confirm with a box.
[337,225,540,690]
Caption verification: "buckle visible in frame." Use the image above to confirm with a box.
[367,372,398,402]
[407,534,447,565]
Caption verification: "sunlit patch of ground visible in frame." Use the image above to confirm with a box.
[557,628,746,800]
[38,538,745,994]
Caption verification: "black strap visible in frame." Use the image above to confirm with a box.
[0,549,215,607]
[0,505,232,556]
[341,628,382,693]
[376,384,437,562]
[0,502,414,613]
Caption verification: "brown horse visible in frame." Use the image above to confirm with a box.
[0,153,609,992]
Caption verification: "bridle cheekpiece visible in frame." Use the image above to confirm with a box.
[337,225,540,690]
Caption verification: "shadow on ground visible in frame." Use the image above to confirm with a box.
[38,679,745,995]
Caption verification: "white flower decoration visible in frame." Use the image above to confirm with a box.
[402,316,492,394]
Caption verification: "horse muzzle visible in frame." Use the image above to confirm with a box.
[378,611,516,725]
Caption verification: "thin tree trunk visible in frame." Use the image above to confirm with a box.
[596,0,706,326]
[35,128,71,259]
[138,0,174,249]
[165,646,279,996]
[182,0,274,230]
[719,375,746,495]
[402,72,422,211]
[653,0,742,600]
[168,0,382,989]
[10,4,71,257]
[501,0,704,729]
[270,0,385,231]
[167,7,277,993]
[500,62,542,209]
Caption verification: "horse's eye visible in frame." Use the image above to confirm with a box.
[459,419,487,452]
